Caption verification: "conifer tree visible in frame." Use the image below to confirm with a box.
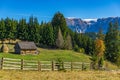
[51,12,68,45]
[17,18,28,40]
[40,23,54,47]
[4,18,17,43]
[0,19,6,42]
[105,22,120,63]
[56,28,64,49]
[97,27,104,40]
[64,34,72,49]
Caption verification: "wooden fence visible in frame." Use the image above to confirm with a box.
[0,57,91,71]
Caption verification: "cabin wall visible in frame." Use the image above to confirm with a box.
[20,50,37,54]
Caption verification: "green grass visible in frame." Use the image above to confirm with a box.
[0,48,91,62]
[0,44,91,62]
[0,44,119,69]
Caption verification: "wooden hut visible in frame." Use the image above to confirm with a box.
[14,42,38,54]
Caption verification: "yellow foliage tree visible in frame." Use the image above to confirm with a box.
[95,39,105,57]
[92,39,105,69]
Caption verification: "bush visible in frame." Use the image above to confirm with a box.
[55,58,65,71]
[82,63,87,70]
[98,57,104,69]
[80,48,85,53]
[73,45,80,52]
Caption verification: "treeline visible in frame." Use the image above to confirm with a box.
[0,12,94,54]
[0,12,120,67]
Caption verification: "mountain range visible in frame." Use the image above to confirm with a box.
[66,17,120,33]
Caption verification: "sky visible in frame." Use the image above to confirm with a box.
[0,0,120,22]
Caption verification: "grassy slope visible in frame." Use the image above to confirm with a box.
[0,44,118,69]
[0,48,91,62]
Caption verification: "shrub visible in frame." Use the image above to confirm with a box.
[73,45,80,52]
[80,48,85,53]
[55,58,65,71]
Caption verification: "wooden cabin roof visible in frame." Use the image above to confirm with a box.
[16,42,37,50]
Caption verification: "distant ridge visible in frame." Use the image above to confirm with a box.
[66,17,120,33]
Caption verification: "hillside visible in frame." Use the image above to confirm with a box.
[0,44,90,62]
[0,44,118,70]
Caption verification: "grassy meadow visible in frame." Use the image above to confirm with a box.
[0,44,119,80]
[0,44,91,62]
[0,70,120,80]
[0,44,119,70]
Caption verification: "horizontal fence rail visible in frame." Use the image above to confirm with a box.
[0,57,91,71]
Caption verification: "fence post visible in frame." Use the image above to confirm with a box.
[38,61,41,71]
[90,62,92,70]
[1,57,3,69]
[52,61,54,71]
[21,59,23,70]
[62,62,64,70]
[71,61,73,71]
[82,62,84,70]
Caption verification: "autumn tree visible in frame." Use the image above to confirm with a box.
[91,39,105,69]
[95,39,105,57]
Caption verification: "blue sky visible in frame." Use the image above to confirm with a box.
[0,0,120,22]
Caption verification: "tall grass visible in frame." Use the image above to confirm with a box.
[0,70,120,80]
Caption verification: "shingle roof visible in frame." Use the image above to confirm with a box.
[17,42,37,50]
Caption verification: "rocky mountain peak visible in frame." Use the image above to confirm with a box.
[66,17,120,33]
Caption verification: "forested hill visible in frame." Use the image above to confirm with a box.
[0,12,120,67]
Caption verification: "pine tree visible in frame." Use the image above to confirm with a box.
[97,27,104,40]
[105,22,120,63]
[40,23,54,47]
[4,18,17,42]
[56,28,64,49]
[28,16,34,41]
[4,17,11,39]
[51,12,68,45]
[64,34,72,49]
[73,33,94,55]
[0,19,6,42]
[17,18,28,40]
[33,17,40,43]
[28,16,40,42]
[11,19,18,40]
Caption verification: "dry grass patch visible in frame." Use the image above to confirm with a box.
[0,70,120,80]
